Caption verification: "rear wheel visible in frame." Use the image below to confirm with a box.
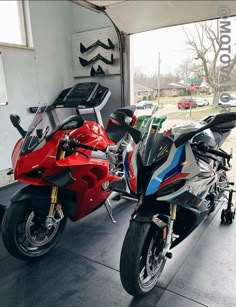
[120,221,166,296]
[1,201,67,261]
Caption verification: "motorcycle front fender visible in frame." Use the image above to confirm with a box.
[131,201,170,229]
[131,200,206,249]
[10,185,76,218]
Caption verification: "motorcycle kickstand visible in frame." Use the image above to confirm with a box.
[221,189,236,223]
[104,191,119,223]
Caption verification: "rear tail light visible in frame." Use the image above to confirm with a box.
[131,115,137,126]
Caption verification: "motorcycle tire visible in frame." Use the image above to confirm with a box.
[120,220,166,296]
[1,200,67,261]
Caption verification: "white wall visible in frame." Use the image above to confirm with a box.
[0,0,122,173]
[71,4,122,124]
[0,1,74,170]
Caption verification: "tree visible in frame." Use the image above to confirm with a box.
[176,58,201,84]
[134,67,179,90]
[183,19,236,106]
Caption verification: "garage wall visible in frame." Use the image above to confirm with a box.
[0,1,123,181]
[0,1,73,172]
[71,4,122,124]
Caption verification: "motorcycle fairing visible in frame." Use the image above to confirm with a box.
[171,206,206,248]
[43,168,75,188]
[145,145,185,196]
[169,190,209,212]
[145,142,200,197]
[124,142,139,193]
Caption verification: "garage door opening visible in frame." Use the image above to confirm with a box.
[130,16,236,128]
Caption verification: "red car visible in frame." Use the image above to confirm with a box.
[178,98,197,109]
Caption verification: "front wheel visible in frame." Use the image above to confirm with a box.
[1,201,67,261]
[120,221,166,296]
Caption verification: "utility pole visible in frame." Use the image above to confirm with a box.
[157,51,160,106]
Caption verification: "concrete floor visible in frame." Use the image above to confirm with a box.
[0,182,236,307]
[1,106,236,306]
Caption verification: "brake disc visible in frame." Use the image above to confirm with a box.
[25,211,59,247]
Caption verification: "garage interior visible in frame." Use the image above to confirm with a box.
[0,1,236,306]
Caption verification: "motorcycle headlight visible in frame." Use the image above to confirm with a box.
[102,180,110,191]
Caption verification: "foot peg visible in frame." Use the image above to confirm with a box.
[104,192,118,223]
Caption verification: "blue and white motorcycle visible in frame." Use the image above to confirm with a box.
[111,109,236,296]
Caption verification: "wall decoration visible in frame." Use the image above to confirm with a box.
[80,38,114,54]
[72,27,120,77]
[79,54,113,67]
[90,65,105,77]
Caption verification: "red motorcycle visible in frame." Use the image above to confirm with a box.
[1,82,136,261]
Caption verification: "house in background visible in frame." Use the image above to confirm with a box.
[134,83,154,103]
[194,79,210,94]
[157,79,211,97]
[159,82,186,97]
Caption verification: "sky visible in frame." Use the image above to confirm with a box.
[133,17,236,76]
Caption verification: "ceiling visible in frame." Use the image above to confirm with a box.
[73,1,236,34]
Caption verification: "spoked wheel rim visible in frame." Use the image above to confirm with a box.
[16,208,60,256]
[139,230,165,290]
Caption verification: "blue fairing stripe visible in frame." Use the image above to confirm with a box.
[124,155,129,179]
[145,145,184,196]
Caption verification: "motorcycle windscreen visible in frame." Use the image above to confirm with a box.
[139,126,173,166]
[21,107,60,155]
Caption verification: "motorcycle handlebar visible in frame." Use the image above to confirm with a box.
[76,142,99,152]
[60,138,102,153]
[193,142,231,160]
[207,148,231,160]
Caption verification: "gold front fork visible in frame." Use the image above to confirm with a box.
[170,204,177,221]
[161,204,177,257]
[48,149,65,215]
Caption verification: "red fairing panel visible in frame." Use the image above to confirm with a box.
[11,120,119,222]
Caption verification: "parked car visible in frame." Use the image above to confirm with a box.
[194,98,209,107]
[136,101,153,109]
[177,98,197,109]
[218,95,236,107]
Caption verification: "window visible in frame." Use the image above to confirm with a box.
[0,53,7,106]
[137,91,142,96]
[0,1,26,46]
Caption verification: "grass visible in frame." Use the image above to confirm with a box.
[167,106,218,120]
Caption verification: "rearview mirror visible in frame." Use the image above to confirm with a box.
[175,112,236,147]
[10,114,21,127]
[209,112,236,126]
[10,113,26,137]
[110,111,141,144]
